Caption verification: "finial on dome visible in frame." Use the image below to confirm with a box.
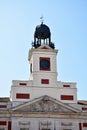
[40,15,44,24]
[32,20,55,49]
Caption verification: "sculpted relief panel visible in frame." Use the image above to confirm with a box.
[19,96,72,113]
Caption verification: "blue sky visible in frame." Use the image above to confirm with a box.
[0,0,87,99]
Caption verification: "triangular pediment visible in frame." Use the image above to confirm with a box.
[38,44,53,50]
[11,95,80,113]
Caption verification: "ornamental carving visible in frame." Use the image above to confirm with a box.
[19,96,72,113]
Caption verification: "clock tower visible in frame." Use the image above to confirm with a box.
[28,22,58,87]
[10,21,77,103]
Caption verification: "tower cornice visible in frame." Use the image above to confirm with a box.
[28,47,58,61]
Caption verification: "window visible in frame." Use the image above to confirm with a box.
[41,79,49,84]
[16,93,30,99]
[83,123,87,127]
[0,105,7,108]
[30,63,32,73]
[63,85,70,87]
[61,95,74,100]
[20,128,29,130]
[19,83,27,86]
[40,57,50,71]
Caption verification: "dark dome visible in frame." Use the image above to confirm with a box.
[34,23,51,39]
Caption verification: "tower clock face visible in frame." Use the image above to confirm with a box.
[40,57,50,71]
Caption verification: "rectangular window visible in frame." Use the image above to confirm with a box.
[8,121,11,130]
[19,83,27,86]
[63,85,70,87]
[41,79,49,84]
[40,57,50,71]
[83,123,87,127]
[61,95,74,100]
[0,121,6,126]
[79,123,82,130]
[82,107,87,110]
[16,93,30,99]
[0,105,7,108]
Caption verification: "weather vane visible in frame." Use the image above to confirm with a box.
[40,15,44,24]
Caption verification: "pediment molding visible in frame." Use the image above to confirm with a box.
[37,44,52,49]
[11,95,80,113]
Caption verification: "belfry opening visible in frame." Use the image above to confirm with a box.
[32,22,55,49]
